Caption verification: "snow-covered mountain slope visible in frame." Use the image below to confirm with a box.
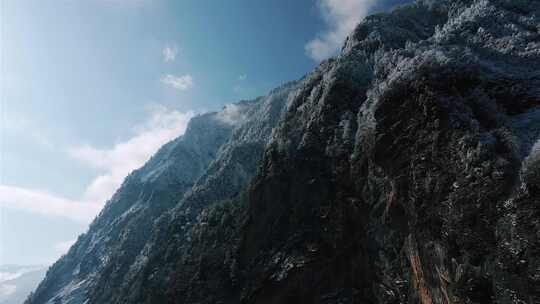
[28,0,540,303]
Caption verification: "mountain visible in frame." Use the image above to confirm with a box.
[25,80,298,304]
[0,265,46,304]
[27,0,540,303]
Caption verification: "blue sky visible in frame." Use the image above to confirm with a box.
[1,0,411,266]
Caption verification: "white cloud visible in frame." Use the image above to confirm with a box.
[0,185,99,223]
[306,0,377,61]
[161,74,194,91]
[162,45,178,62]
[0,267,40,284]
[0,284,16,297]
[215,104,246,125]
[54,239,77,254]
[69,107,194,205]
[0,266,45,299]
[0,107,194,223]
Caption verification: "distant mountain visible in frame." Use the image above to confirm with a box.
[0,266,46,304]
[26,0,540,303]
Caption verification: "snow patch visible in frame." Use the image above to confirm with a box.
[46,279,89,304]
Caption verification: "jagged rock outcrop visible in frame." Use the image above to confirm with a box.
[27,0,540,303]
[25,83,298,304]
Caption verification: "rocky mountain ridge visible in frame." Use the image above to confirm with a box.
[27,0,539,303]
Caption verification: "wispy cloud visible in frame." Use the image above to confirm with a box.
[305,0,376,61]
[54,239,77,254]
[238,74,247,81]
[0,107,194,223]
[0,267,44,284]
[0,284,16,297]
[162,45,178,62]
[0,265,45,298]
[0,185,100,223]
[161,74,194,90]
[215,104,247,125]
[69,107,194,205]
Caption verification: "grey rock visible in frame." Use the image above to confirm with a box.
[27,1,540,303]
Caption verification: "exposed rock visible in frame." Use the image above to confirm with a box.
[27,1,540,303]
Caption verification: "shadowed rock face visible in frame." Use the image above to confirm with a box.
[27,1,540,303]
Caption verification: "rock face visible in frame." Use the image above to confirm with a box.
[27,0,540,303]
[25,83,298,304]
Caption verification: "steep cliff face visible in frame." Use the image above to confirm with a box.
[86,82,298,304]
[25,83,298,304]
[25,111,234,304]
[28,0,540,303]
